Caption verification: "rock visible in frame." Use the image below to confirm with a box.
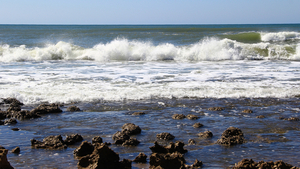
[186,114,199,120]
[286,117,299,121]
[150,141,187,154]
[2,98,23,105]
[11,128,19,131]
[242,109,253,113]
[172,114,186,120]
[217,127,245,146]
[12,147,20,154]
[256,115,265,118]
[112,131,130,144]
[64,134,83,145]
[188,139,196,145]
[133,153,147,163]
[76,143,131,169]
[149,152,185,169]
[31,135,67,150]
[0,146,14,169]
[157,132,175,140]
[92,136,103,144]
[132,112,145,116]
[0,120,4,125]
[186,159,203,168]
[121,123,142,135]
[74,141,94,157]
[66,106,81,112]
[122,138,140,146]
[208,107,224,111]
[0,111,7,120]
[6,102,21,113]
[7,110,41,120]
[198,131,213,138]
[232,158,299,169]
[30,103,62,115]
[193,123,203,128]
[4,118,17,125]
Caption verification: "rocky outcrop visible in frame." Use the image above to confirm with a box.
[232,159,299,169]
[112,123,141,146]
[242,109,253,113]
[186,114,199,120]
[208,107,224,111]
[156,132,175,140]
[92,136,103,144]
[172,114,186,120]
[188,139,196,145]
[193,123,203,128]
[0,146,14,169]
[30,103,62,115]
[121,123,141,135]
[150,141,187,154]
[132,112,145,116]
[74,141,94,157]
[112,131,130,145]
[11,147,20,154]
[198,131,213,138]
[217,127,245,146]
[75,142,131,169]
[133,153,147,163]
[64,134,83,145]
[4,118,17,125]
[66,106,81,112]
[149,152,185,169]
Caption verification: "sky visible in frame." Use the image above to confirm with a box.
[1,0,300,24]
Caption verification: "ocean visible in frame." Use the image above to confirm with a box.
[1,24,300,168]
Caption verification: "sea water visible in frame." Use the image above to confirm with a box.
[0,24,300,168]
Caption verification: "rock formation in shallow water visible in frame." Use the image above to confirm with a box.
[133,153,147,163]
[121,123,142,135]
[156,132,175,140]
[0,146,14,169]
[30,103,62,115]
[198,131,213,138]
[232,159,299,169]
[217,127,245,146]
[149,152,185,169]
[150,141,187,154]
[66,106,81,112]
[172,114,186,120]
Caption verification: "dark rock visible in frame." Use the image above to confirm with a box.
[242,109,253,113]
[149,152,185,169]
[286,117,299,121]
[133,153,147,163]
[193,123,203,128]
[172,114,186,120]
[208,107,224,111]
[0,111,7,120]
[6,103,21,113]
[256,115,265,118]
[74,141,94,157]
[132,112,145,115]
[30,103,62,115]
[198,131,213,138]
[122,138,140,146]
[92,136,103,144]
[157,132,175,140]
[11,128,20,131]
[7,110,41,120]
[186,159,203,168]
[4,118,17,125]
[76,143,131,169]
[150,141,187,154]
[217,127,245,146]
[3,98,23,105]
[232,158,299,169]
[64,134,83,145]
[0,120,4,125]
[66,106,81,112]
[12,147,20,154]
[188,139,196,145]
[0,146,14,169]
[31,135,67,150]
[121,123,142,135]
[186,114,199,120]
[112,131,130,144]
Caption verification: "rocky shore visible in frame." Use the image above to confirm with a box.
[1,97,300,168]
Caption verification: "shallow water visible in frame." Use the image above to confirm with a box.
[1,98,300,168]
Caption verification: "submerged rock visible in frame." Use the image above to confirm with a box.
[11,147,20,154]
[157,132,175,140]
[132,112,145,116]
[133,153,147,163]
[217,127,245,146]
[66,106,81,112]
[242,109,253,113]
[208,107,224,111]
[232,158,299,169]
[150,141,187,154]
[172,114,186,120]
[0,146,14,169]
[198,131,213,138]
[256,115,265,118]
[149,152,185,169]
[193,123,203,128]
[186,114,199,120]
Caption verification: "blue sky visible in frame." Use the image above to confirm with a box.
[1,0,300,24]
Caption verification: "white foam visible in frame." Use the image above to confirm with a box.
[261,32,300,42]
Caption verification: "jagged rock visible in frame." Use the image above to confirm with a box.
[133,153,147,163]
[92,136,103,144]
[242,109,253,113]
[208,107,224,111]
[7,110,41,120]
[132,112,145,116]
[0,146,14,169]
[64,134,83,145]
[11,147,20,154]
[112,131,130,144]
[149,152,185,169]
[31,135,67,150]
[232,158,299,169]
[76,143,131,169]
[74,141,94,157]
[121,123,142,135]
[172,114,186,120]
[256,115,265,118]
[122,138,140,146]
[157,132,175,140]
[2,98,23,105]
[30,103,62,115]
[186,114,199,120]
[188,139,196,145]
[4,118,17,125]
[150,141,187,154]
[186,159,203,168]
[66,106,81,112]
[217,127,245,146]
[193,123,203,128]
[198,131,213,138]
